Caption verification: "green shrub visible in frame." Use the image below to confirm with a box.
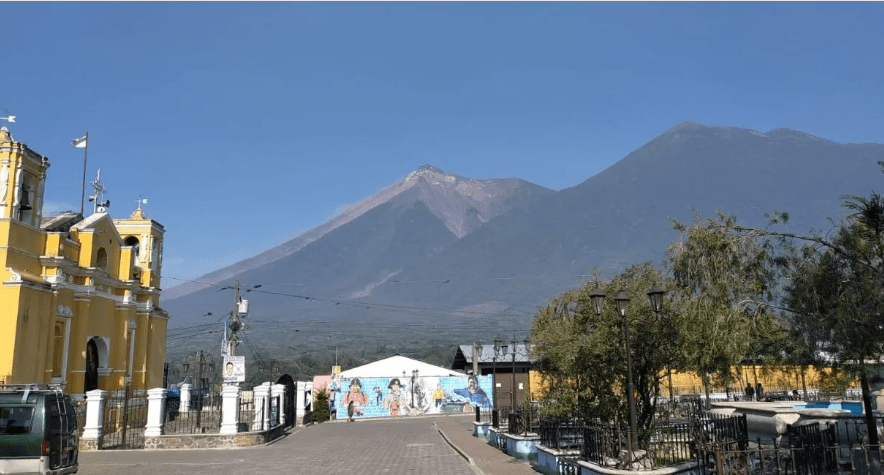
[313,387,330,422]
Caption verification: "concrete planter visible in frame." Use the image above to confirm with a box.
[473,421,490,439]
[535,444,580,475]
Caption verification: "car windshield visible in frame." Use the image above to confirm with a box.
[0,406,35,435]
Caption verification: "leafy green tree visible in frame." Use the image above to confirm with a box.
[780,191,884,446]
[667,213,781,400]
[531,263,680,441]
[672,173,884,446]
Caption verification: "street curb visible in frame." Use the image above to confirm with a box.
[435,422,486,475]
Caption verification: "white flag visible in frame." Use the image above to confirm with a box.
[71,135,87,148]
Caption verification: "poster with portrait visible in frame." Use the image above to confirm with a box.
[223,355,246,383]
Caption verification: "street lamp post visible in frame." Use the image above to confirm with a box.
[511,339,517,409]
[493,340,503,409]
[182,350,215,431]
[588,284,664,465]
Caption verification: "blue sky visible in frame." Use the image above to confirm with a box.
[2,2,882,285]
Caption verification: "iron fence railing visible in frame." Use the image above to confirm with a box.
[539,418,583,451]
[578,412,747,470]
[506,406,541,436]
[697,439,882,475]
[238,395,256,432]
[100,387,147,449]
[540,409,882,473]
[492,406,512,429]
[475,406,493,424]
[163,391,222,435]
[557,455,581,475]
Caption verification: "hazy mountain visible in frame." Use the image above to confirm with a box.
[164,122,883,344]
[164,165,554,301]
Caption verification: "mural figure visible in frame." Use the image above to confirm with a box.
[453,374,491,409]
[383,378,407,416]
[433,383,445,408]
[328,373,341,419]
[374,386,383,405]
[341,378,369,421]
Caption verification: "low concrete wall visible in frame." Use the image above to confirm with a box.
[491,430,540,461]
[144,424,285,450]
[473,421,490,439]
[576,459,700,475]
[535,444,580,475]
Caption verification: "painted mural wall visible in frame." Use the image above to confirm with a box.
[332,374,493,420]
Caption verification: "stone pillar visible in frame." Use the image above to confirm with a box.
[144,388,167,437]
[179,383,192,413]
[220,384,240,435]
[253,383,271,431]
[271,384,285,428]
[80,389,107,450]
[305,382,313,411]
[261,382,272,431]
[296,382,306,427]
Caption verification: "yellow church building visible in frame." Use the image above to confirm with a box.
[0,126,168,397]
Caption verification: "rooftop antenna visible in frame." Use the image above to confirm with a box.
[88,169,110,215]
[0,107,15,124]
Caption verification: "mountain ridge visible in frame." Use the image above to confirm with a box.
[164,164,553,300]
[163,122,884,339]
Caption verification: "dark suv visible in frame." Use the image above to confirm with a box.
[0,384,79,475]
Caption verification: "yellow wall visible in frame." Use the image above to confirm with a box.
[0,128,168,397]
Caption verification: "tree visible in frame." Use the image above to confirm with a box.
[676,180,884,448]
[782,192,884,447]
[530,262,681,442]
[313,387,331,422]
[667,213,781,401]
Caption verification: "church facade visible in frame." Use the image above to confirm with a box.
[0,126,168,397]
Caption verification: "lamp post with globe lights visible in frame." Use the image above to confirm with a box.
[588,283,664,463]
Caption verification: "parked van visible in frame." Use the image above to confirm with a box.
[0,384,78,475]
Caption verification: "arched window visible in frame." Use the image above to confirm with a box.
[85,339,99,392]
[124,236,140,261]
[16,175,35,224]
[95,247,108,271]
[52,324,64,378]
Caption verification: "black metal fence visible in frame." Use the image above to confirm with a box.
[163,390,222,435]
[540,412,749,470]
[537,408,882,473]
[238,391,258,432]
[506,406,541,436]
[100,387,147,449]
[539,417,583,451]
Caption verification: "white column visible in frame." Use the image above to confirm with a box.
[296,382,306,426]
[179,383,192,413]
[81,389,107,441]
[253,383,271,431]
[304,382,313,412]
[261,382,272,430]
[219,384,240,435]
[271,384,285,427]
[144,388,167,437]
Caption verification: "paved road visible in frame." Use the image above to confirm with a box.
[78,415,535,475]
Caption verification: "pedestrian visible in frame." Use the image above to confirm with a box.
[745,384,755,401]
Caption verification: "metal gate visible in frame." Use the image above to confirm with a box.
[100,386,147,449]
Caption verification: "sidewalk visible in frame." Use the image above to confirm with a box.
[435,415,538,475]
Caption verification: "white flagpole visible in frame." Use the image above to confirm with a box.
[79,132,89,216]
